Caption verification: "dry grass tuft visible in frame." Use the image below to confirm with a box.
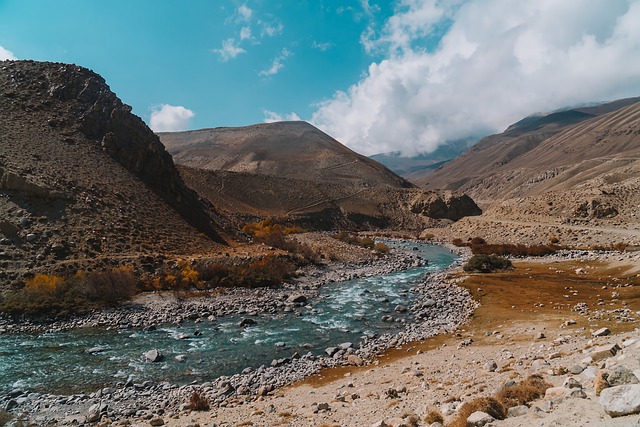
[424,408,444,424]
[188,388,210,411]
[447,397,506,427]
[496,374,551,409]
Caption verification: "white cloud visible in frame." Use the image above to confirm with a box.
[263,110,302,123]
[149,104,195,132]
[238,4,252,21]
[259,48,292,77]
[240,26,252,41]
[312,0,640,157]
[212,38,246,61]
[0,45,16,60]
[312,41,333,51]
[261,22,284,37]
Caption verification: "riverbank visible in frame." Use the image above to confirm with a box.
[155,250,640,427]
[0,241,477,425]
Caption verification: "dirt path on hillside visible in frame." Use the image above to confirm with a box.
[464,216,640,238]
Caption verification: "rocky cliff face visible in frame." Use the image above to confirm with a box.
[39,62,225,243]
[410,191,482,221]
[0,60,226,281]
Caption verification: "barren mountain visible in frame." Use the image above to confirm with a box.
[420,97,640,203]
[159,123,480,229]
[419,98,640,246]
[0,60,227,284]
[159,121,413,188]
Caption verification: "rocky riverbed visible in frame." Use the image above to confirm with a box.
[0,242,477,425]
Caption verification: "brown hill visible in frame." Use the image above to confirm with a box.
[0,60,227,283]
[158,122,412,188]
[419,98,640,246]
[159,123,480,229]
[419,97,640,199]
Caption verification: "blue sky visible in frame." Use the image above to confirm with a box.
[2,1,640,156]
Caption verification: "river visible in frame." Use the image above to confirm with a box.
[0,243,457,396]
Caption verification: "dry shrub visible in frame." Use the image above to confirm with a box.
[81,266,137,304]
[0,410,13,426]
[188,388,210,411]
[374,242,390,254]
[451,238,465,247]
[24,274,65,294]
[447,397,506,427]
[332,232,375,249]
[1,267,140,317]
[403,413,420,427]
[242,218,318,262]
[495,375,551,408]
[463,255,513,272]
[424,408,444,424]
[193,256,296,289]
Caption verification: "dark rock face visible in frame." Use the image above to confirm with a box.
[2,61,225,244]
[56,64,225,243]
[411,190,482,221]
[574,199,618,219]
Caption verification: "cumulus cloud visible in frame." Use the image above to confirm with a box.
[312,0,640,156]
[259,48,292,76]
[0,45,16,60]
[213,38,246,61]
[238,4,252,22]
[149,104,195,132]
[263,110,302,123]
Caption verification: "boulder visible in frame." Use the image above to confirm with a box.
[347,355,364,366]
[149,418,165,426]
[608,366,640,386]
[287,294,307,304]
[592,327,611,337]
[143,349,164,363]
[410,190,481,221]
[466,410,495,426]
[484,361,498,372]
[239,318,256,327]
[507,405,529,417]
[599,384,640,417]
[325,347,338,357]
[590,344,621,362]
[545,386,587,401]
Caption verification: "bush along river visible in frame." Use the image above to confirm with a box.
[0,242,477,423]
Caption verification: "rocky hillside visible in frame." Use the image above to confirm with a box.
[159,122,481,229]
[0,60,227,284]
[419,98,640,246]
[420,97,640,204]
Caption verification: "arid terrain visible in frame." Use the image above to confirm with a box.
[1,60,640,427]
[122,252,640,427]
[418,99,640,248]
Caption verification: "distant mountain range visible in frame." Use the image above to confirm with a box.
[418,96,640,203]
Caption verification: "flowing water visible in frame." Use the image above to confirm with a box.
[0,243,456,395]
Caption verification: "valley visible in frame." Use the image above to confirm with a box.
[0,60,639,427]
